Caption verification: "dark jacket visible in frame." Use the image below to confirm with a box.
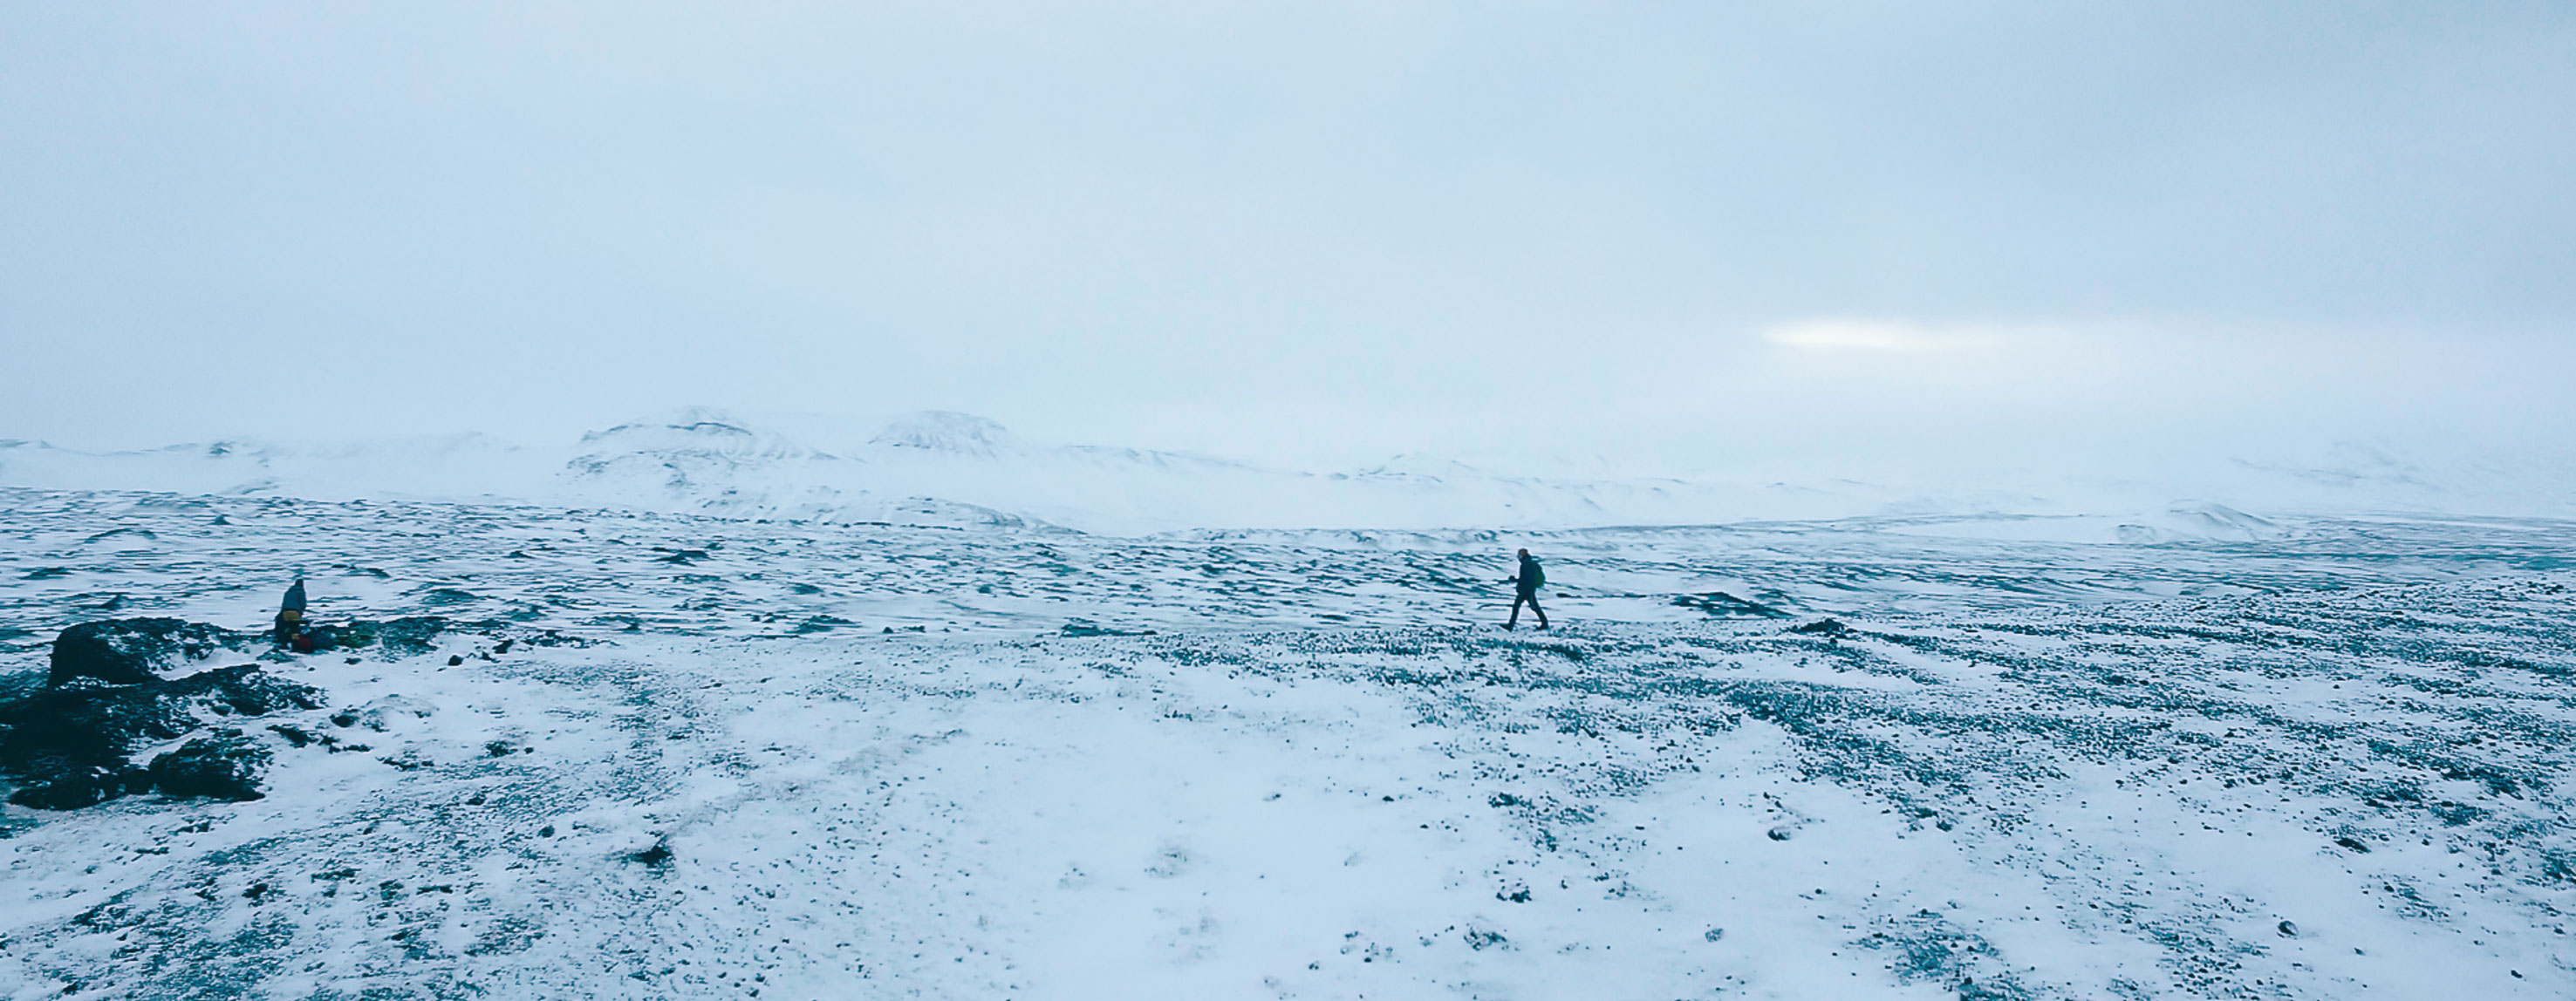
[282,580,307,614]
[1515,557,1545,595]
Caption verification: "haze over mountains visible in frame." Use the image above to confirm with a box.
[2,407,2566,539]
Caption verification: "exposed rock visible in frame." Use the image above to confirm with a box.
[2,679,193,782]
[1671,591,1791,618]
[1062,619,1156,637]
[149,729,270,800]
[165,664,326,717]
[792,615,854,634]
[6,764,152,810]
[50,618,249,686]
[304,616,462,657]
[628,839,676,868]
[2,625,321,810]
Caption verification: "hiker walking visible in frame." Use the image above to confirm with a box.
[1506,548,1549,630]
[274,577,307,646]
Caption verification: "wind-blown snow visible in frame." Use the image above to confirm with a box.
[3,487,2573,999]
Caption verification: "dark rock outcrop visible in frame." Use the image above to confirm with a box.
[1061,619,1156,637]
[1790,617,1852,637]
[1671,591,1792,618]
[149,729,271,800]
[4,621,321,810]
[3,679,197,777]
[7,764,154,810]
[50,618,250,686]
[3,665,323,780]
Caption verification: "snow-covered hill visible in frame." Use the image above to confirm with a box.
[7,408,2567,535]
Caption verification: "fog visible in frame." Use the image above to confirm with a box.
[4,1,2571,482]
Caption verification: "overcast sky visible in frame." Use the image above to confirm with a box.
[4,2,2571,475]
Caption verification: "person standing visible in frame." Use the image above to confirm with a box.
[275,576,307,646]
[1506,548,1549,630]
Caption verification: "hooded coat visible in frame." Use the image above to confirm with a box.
[1515,555,1546,596]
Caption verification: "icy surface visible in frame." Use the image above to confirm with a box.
[3,487,2574,999]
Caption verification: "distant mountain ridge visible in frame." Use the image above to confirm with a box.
[3,408,2568,536]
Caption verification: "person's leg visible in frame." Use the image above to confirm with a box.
[1507,594,1527,629]
[1531,594,1548,630]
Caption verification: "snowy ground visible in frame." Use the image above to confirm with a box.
[3,487,2574,999]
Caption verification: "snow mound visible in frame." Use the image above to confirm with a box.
[869,411,1017,457]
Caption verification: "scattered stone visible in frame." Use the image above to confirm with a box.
[1790,618,1850,637]
[325,616,466,657]
[1768,825,1796,841]
[149,729,270,800]
[2277,920,2299,937]
[1705,928,1725,942]
[447,655,465,666]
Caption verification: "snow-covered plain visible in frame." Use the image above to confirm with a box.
[3,484,2573,1000]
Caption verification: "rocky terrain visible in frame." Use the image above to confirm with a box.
[3,487,2573,999]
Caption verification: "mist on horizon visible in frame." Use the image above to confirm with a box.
[4,3,2570,489]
